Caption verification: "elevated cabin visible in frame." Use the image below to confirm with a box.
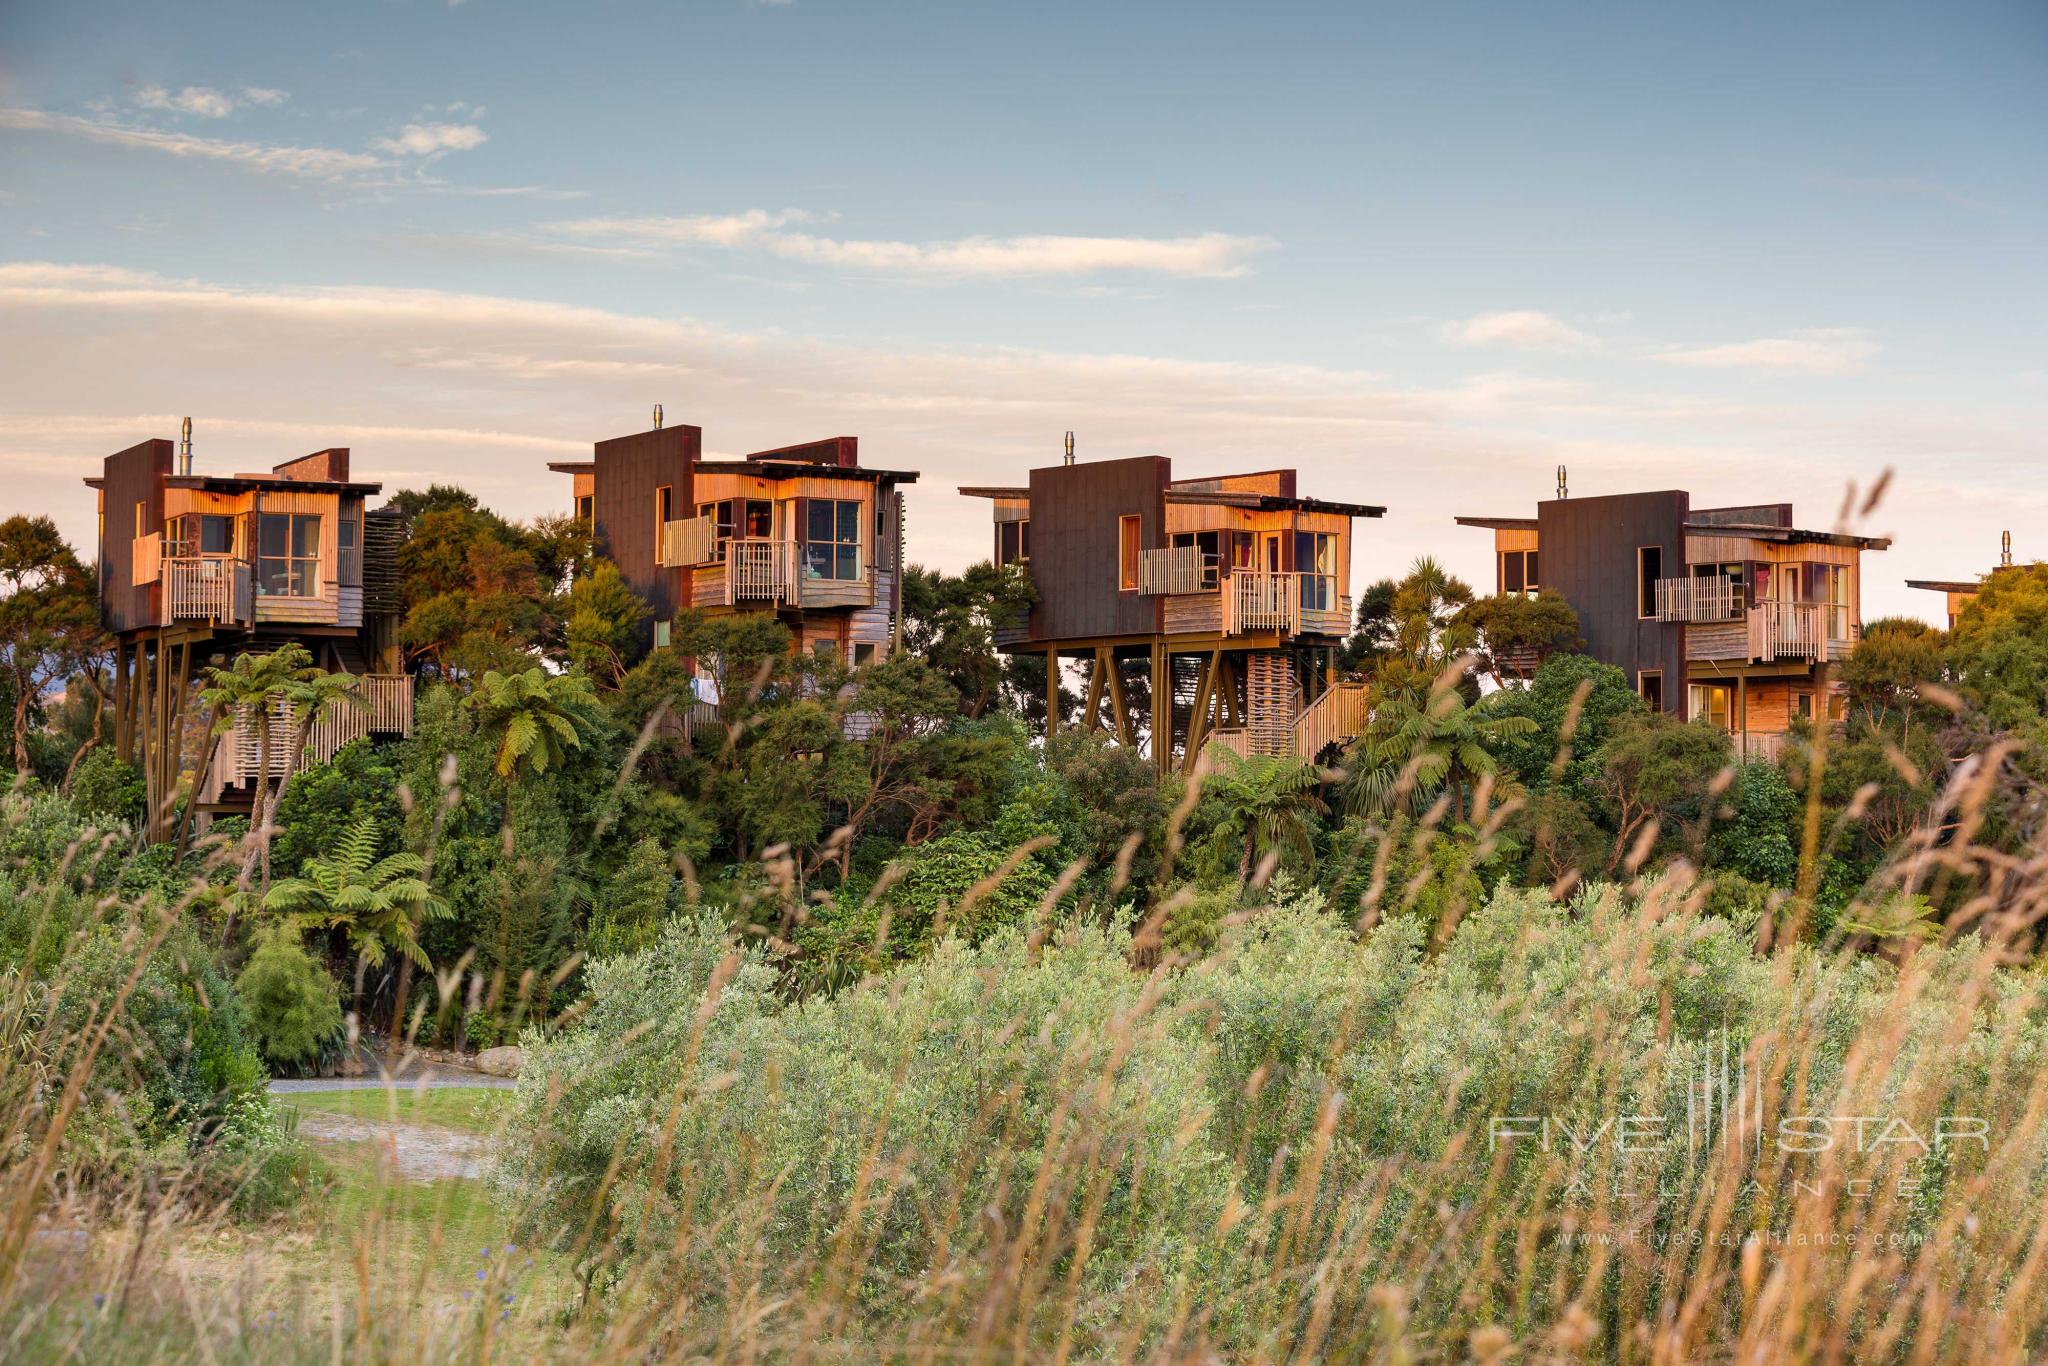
[1457,491,1889,761]
[1907,534,2028,629]
[963,456,1385,771]
[86,433,412,839]
[551,423,917,667]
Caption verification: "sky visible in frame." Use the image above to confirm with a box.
[2,0,2044,623]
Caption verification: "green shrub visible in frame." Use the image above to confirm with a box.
[235,927,346,1070]
[67,747,144,825]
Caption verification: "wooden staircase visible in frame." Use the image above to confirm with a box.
[1292,680,1368,763]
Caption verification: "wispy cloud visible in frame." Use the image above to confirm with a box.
[374,121,488,156]
[133,84,290,118]
[0,106,383,179]
[547,209,1277,279]
[10,260,2018,620]
[1659,328,1877,376]
[3,103,526,191]
[1445,309,1600,353]
[134,85,236,118]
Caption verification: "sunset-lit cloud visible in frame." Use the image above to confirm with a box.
[547,210,1278,279]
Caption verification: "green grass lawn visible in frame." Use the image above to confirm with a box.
[277,1085,516,1135]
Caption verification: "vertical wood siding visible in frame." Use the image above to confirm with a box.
[1026,457,1167,641]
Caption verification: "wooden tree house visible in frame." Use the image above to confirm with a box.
[963,455,1383,773]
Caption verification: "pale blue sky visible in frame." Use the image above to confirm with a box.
[3,0,2044,619]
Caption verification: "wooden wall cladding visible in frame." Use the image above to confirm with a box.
[100,439,174,635]
[1026,457,1167,641]
[1537,491,1689,714]
[592,426,700,625]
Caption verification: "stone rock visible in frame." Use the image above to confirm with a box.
[473,1045,523,1079]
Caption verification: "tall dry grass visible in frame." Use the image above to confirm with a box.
[3,674,2047,1364]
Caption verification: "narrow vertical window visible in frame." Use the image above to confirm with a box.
[655,484,673,546]
[1637,546,1663,619]
[1119,515,1141,591]
[1638,669,1664,712]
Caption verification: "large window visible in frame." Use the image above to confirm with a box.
[997,518,1032,567]
[1637,546,1663,619]
[1294,530,1337,610]
[1689,683,1733,730]
[1500,549,1539,596]
[1119,515,1141,591]
[257,512,320,597]
[805,499,862,581]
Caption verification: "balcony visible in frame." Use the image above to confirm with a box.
[1143,559,1349,639]
[1653,576,1743,623]
[1747,600,1856,663]
[686,538,875,610]
[162,555,253,627]
[1225,572,1349,638]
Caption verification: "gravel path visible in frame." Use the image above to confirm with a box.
[267,1067,516,1094]
[287,1109,492,1181]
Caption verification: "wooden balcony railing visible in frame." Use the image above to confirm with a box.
[1219,572,1346,637]
[1654,576,1743,623]
[162,556,251,626]
[1747,601,1855,663]
[1137,546,1218,595]
[661,515,718,568]
[728,538,797,603]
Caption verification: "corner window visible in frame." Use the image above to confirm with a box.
[1500,549,1539,596]
[1637,669,1664,712]
[1293,531,1336,610]
[997,518,1032,568]
[805,499,862,581]
[1637,546,1663,619]
[1118,515,1141,591]
[576,494,593,523]
[256,512,320,597]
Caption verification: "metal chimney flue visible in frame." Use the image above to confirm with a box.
[1556,464,1568,500]
[2003,530,2013,567]
[652,404,664,430]
[179,417,193,476]
[1063,430,1075,466]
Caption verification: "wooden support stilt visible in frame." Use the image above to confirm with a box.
[1045,649,1060,737]
[1737,673,1748,761]
[1184,645,1221,772]
[1106,653,1134,746]
[164,640,192,840]
[1150,642,1170,775]
[1082,651,1106,733]
[112,641,129,762]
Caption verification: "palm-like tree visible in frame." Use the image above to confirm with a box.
[198,645,361,894]
[463,667,599,780]
[1198,751,1327,883]
[1341,684,1536,818]
[263,815,449,971]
